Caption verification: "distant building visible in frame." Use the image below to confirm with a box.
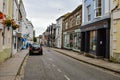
[46,23,56,47]
[26,19,34,43]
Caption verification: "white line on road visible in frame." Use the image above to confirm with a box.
[57,69,62,72]
[64,75,71,80]
[49,58,53,61]
[52,64,56,67]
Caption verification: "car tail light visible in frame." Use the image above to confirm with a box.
[29,47,32,50]
[39,48,42,51]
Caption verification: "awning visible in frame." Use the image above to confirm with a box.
[20,38,26,42]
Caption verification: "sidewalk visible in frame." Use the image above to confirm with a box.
[0,49,28,80]
[49,47,120,74]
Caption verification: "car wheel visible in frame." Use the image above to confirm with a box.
[40,51,43,55]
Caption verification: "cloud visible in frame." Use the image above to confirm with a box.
[23,0,82,36]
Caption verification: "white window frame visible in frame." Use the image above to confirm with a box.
[65,22,68,29]
[94,0,102,18]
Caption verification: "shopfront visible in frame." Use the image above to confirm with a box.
[72,29,81,52]
[63,32,70,49]
[63,32,74,49]
[80,18,110,59]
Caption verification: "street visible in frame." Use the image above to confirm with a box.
[22,48,120,80]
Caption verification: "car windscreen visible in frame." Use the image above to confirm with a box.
[32,44,40,47]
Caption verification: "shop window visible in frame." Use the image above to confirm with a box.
[90,31,97,52]
[73,33,81,50]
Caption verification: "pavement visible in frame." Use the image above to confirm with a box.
[0,49,28,80]
[49,47,120,74]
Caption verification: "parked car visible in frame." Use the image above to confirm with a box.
[29,43,43,55]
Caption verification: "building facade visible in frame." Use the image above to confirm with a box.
[63,5,82,52]
[55,16,64,48]
[12,0,19,54]
[0,0,13,63]
[26,19,34,43]
[81,0,110,59]
[46,24,56,47]
[110,0,120,62]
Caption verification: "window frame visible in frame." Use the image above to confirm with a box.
[94,0,102,18]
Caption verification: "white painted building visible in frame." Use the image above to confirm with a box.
[26,19,34,43]
[19,0,27,37]
[12,0,19,54]
[55,16,64,48]
[19,0,28,49]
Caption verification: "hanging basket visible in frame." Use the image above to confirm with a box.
[2,19,13,26]
[12,24,19,30]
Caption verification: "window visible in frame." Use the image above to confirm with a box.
[90,31,97,52]
[65,22,68,29]
[76,15,80,25]
[87,5,91,21]
[70,18,72,27]
[94,0,102,17]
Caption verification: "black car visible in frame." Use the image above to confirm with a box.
[29,43,43,55]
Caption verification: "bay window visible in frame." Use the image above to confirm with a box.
[94,0,102,17]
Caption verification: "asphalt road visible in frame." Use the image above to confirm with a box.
[22,48,120,80]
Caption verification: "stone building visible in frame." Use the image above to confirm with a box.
[63,5,82,52]
[110,0,120,62]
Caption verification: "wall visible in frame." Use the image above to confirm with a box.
[0,0,3,12]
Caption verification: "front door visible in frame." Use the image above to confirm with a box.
[97,29,106,58]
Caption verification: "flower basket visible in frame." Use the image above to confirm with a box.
[2,18,19,30]
[12,24,19,30]
[2,19,13,26]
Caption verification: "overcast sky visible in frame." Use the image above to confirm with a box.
[23,0,82,37]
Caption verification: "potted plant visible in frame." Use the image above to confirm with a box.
[12,24,19,30]
[2,18,14,30]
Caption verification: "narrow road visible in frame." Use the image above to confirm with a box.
[22,48,120,80]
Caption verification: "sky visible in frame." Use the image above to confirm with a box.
[23,0,82,37]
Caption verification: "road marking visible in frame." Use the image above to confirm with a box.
[57,69,62,72]
[49,58,53,61]
[52,64,56,67]
[64,75,70,80]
